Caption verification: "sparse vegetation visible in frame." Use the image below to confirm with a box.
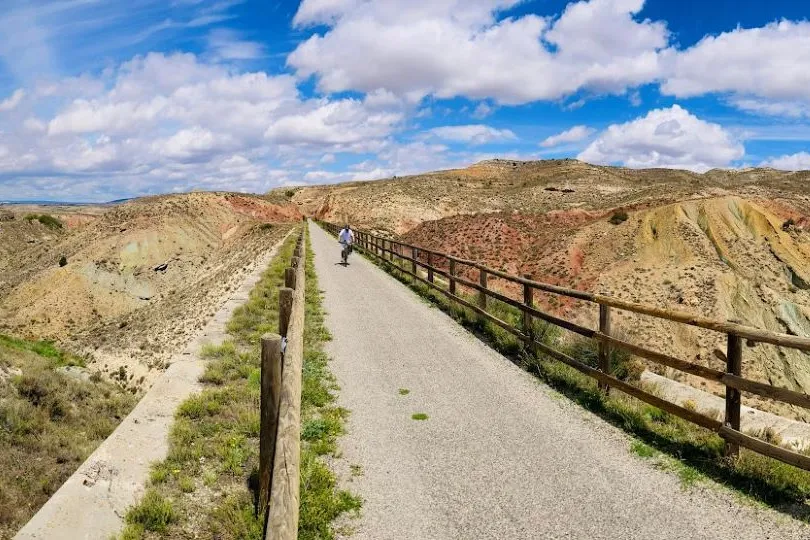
[608,210,629,225]
[411,413,429,421]
[398,388,410,395]
[120,230,358,539]
[58,255,68,267]
[0,336,136,537]
[24,213,63,229]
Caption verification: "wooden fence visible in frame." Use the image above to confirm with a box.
[258,229,306,540]
[320,221,810,471]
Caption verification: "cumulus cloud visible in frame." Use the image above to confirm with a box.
[427,124,516,145]
[540,125,595,147]
[288,0,670,104]
[578,105,744,171]
[662,21,810,104]
[0,51,411,200]
[761,152,810,171]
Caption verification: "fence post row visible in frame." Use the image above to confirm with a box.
[317,220,810,473]
[258,229,306,538]
[725,333,743,457]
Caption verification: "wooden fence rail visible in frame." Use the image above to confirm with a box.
[319,221,810,471]
[259,229,307,540]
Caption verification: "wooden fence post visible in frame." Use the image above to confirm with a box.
[427,252,434,283]
[285,267,296,290]
[449,259,456,295]
[291,256,300,269]
[523,275,535,355]
[478,269,487,311]
[259,333,283,516]
[279,287,293,337]
[725,333,743,458]
[412,247,417,275]
[598,304,612,394]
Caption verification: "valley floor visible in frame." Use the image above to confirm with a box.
[310,222,809,539]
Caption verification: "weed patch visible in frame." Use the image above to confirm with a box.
[411,413,429,421]
[0,338,135,537]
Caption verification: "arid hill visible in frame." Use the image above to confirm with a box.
[0,192,300,391]
[286,159,810,420]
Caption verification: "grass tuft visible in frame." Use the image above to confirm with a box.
[124,490,176,533]
[411,413,429,421]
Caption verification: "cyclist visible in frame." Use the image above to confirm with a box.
[339,224,355,264]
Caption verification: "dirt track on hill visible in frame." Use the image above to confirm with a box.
[310,222,808,540]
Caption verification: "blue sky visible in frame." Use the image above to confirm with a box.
[0,0,809,202]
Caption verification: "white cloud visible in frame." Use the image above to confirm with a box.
[729,98,810,119]
[427,124,516,145]
[540,125,595,147]
[762,152,810,171]
[264,97,403,148]
[662,21,810,104]
[578,105,744,172]
[0,89,25,111]
[472,102,495,119]
[288,0,670,105]
[207,29,265,60]
[0,51,413,200]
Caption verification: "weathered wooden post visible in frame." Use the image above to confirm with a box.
[291,256,300,269]
[259,333,283,515]
[449,259,456,295]
[598,304,612,394]
[279,287,294,337]
[427,252,434,283]
[523,275,534,355]
[725,333,743,458]
[478,268,487,310]
[411,247,417,275]
[285,267,296,290]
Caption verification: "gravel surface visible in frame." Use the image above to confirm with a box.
[310,223,809,540]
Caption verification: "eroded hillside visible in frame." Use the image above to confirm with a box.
[291,160,810,420]
[0,193,300,391]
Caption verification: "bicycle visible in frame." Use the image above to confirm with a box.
[340,242,352,264]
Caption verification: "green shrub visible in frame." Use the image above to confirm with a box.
[564,334,644,382]
[125,490,176,532]
[609,211,629,225]
[25,214,63,229]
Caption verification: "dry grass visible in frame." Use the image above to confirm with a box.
[0,335,137,538]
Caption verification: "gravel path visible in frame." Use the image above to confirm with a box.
[310,222,808,540]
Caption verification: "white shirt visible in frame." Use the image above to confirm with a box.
[339,228,354,244]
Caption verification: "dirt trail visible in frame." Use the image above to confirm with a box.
[309,222,808,540]
[15,232,290,540]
